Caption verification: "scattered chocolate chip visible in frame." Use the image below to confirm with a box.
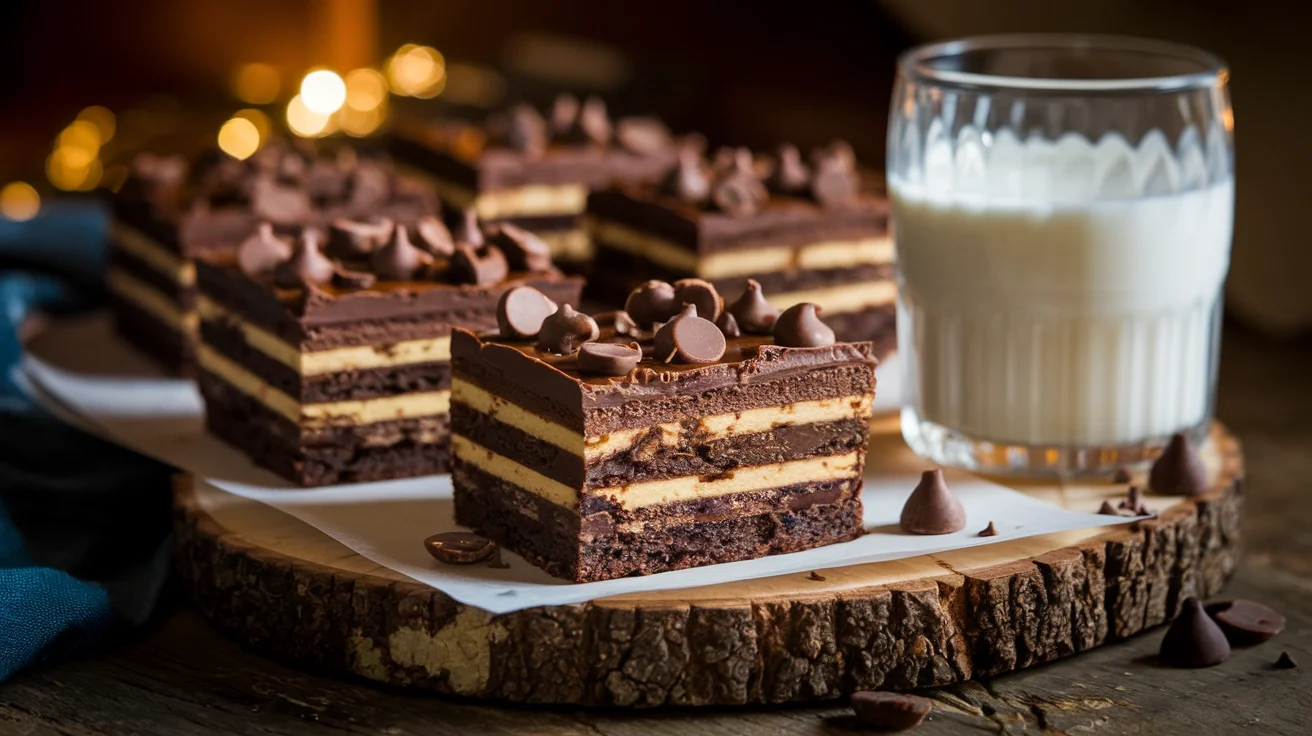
[715,310,742,339]
[331,267,376,291]
[488,223,553,271]
[1098,500,1120,515]
[727,279,780,335]
[273,229,335,289]
[451,244,509,286]
[452,208,485,247]
[1150,432,1209,496]
[653,304,727,364]
[236,223,292,278]
[1121,486,1144,511]
[1160,597,1230,668]
[1113,466,1133,484]
[768,143,810,194]
[809,145,859,208]
[414,215,455,256]
[549,94,579,138]
[607,310,641,337]
[505,103,548,157]
[711,148,768,215]
[558,96,611,147]
[624,280,681,328]
[673,278,722,321]
[251,175,312,225]
[773,303,835,348]
[328,216,393,259]
[1274,651,1298,669]
[979,521,998,537]
[616,116,672,155]
[496,286,558,339]
[577,341,643,376]
[424,532,497,565]
[347,161,391,209]
[370,224,431,281]
[537,304,599,355]
[900,469,967,535]
[850,691,932,731]
[659,148,711,203]
[808,571,826,582]
[1208,599,1286,644]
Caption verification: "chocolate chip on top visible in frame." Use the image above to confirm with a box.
[727,279,780,335]
[899,469,966,535]
[624,280,681,328]
[616,116,673,156]
[711,148,768,216]
[558,96,612,147]
[504,103,548,158]
[768,143,811,195]
[371,224,431,281]
[237,223,292,278]
[577,341,643,376]
[550,93,580,139]
[773,303,835,348]
[537,304,599,355]
[497,285,558,339]
[250,175,313,225]
[1149,432,1209,497]
[715,310,742,338]
[653,304,727,365]
[414,215,455,256]
[273,229,336,289]
[451,243,509,286]
[452,208,485,248]
[328,216,393,259]
[487,223,552,272]
[673,278,722,322]
[331,267,377,291]
[809,140,859,208]
[659,148,711,204]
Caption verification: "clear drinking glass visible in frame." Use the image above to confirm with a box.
[887,35,1235,475]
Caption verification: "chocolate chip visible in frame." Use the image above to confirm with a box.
[1150,432,1209,496]
[505,103,548,157]
[452,208,485,247]
[768,143,810,194]
[809,147,859,208]
[1160,597,1230,668]
[550,94,579,138]
[808,571,826,582]
[979,521,998,537]
[273,229,336,289]
[673,278,722,322]
[624,280,681,328]
[727,279,780,335]
[900,469,966,535]
[332,267,376,291]
[715,310,742,338]
[251,175,312,225]
[424,532,497,565]
[726,280,781,335]
[1208,599,1286,644]
[488,223,553,271]
[616,116,672,155]
[414,216,455,256]
[558,96,611,147]
[1122,486,1144,510]
[1098,500,1120,515]
[327,216,393,259]
[711,148,768,215]
[850,691,932,731]
[537,304,599,355]
[659,148,711,203]
[577,341,642,376]
[370,224,431,281]
[595,310,640,338]
[773,303,835,348]
[237,223,292,278]
[1113,466,1133,484]
[1275,652,1298,669]
[496,286,558,340]
[653,305,726,364]
[451,244,509,286]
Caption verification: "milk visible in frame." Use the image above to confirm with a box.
[892,130,1233,449]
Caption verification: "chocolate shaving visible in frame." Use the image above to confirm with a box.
[487,223,552,272]
[710,148,768,215]
[726,279,779,335]
[1160,597,1230,668]
[653,304,726,365]
[537,304,599,355]
[272,229,335,289]
[773,303,835,348]
[900,469,966,535]
[237,223,292,278]
[450,244,509,286]
[496,286,558,340]
[1149,432,1209,496]
[371,224,431,281]
[577,341,643,376]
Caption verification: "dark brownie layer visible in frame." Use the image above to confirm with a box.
[200,317,451,402]
[198,368,450,486]
[452,399,867,489]
[454,461,863,582]
[109,292,192,376]
[107,246,194,305]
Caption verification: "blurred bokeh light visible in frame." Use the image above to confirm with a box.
[231,63,282,104]
[217,117,261,160]
[0,182,41,222]
[286,94,334,137]
[300,69,347,114]
[386,44,445,98]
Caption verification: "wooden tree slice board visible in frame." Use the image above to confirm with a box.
[173,419,1244,707]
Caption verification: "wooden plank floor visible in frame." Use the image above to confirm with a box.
[4,323,1310,735]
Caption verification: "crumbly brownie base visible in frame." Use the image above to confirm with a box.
[108,292,193,376]
[198,368,450,486]
[453,461,864,582]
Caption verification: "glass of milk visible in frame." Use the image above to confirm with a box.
[888,35,1234,475]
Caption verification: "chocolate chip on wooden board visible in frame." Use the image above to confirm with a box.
[850,691,932,730]
[1149,432,1209,496]
[424,532,497,565]
[1159,597,1231,668]
[1274,652,1298,669]
[1206,599,1286,644]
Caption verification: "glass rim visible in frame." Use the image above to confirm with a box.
[898,34,1229,94]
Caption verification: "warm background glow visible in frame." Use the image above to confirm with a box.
[231,63,282,104]
[217,117,261,160]
[286,94,335,137]
[386,44,445,98]
[0,182,41,222]
[300,69,347,114]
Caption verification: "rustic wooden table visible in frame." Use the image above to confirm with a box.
[3,324,1309,735]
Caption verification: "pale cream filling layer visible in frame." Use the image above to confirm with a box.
[453,434,861,512]
[451,378,872,458]
[410,168,588,220]
[197,297,451,376]
[110,221,195,285]
[767,280,898,315]
[587,218,894,278]
[106,268,197,334]
[197,344,451,426]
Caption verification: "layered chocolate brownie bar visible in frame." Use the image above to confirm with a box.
[194,216,583,486]
[390,95,679,271]
[450,278,874,581]
[588,143,895,356]
[106,143,436,374]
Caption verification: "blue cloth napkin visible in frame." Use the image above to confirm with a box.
[0,203,173,681]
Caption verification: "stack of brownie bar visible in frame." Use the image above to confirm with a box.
[193,209,583,486]
[450,276,875,581]
[587,143,895,355]
[106,141,437,374]
[390,95,681,272]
